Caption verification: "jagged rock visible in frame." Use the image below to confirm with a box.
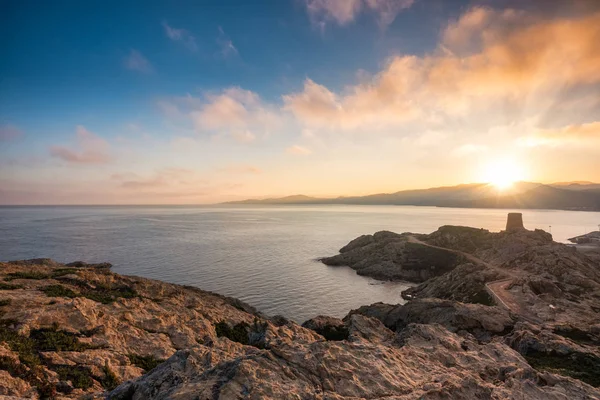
[66,261,113,269]
[350,298,515,342]
[402,262,505,305]
[301,315,348,341]
[108,322,598,400]
[320,231,464,282]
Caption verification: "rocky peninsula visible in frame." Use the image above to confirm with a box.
[1,214,599,399]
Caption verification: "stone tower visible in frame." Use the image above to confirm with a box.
[506,212,524,231]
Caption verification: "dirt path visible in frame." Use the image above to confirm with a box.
[406,235,537,321]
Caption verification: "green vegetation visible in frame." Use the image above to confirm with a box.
[0,282,22,290]
[471,290,495,306]
[0,299,11,307]
[40,277,138,304]
[99,362,121,390]
[314,325,349,341]
[41,285,78,299]
[127,354,165,372]
[4,268,79,282]
[0,319,103,397]
[52,365,95,390]
[82,282,138,304]
[4,271,51,281]
[215,321,250,345]
[51,268,78,277]
[526,352,600,387]
[30,324,94,352]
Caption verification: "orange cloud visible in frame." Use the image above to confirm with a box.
[184,87,280,142]
[50,126,111,164]
[519,121,600,147]
[284,8,600,132]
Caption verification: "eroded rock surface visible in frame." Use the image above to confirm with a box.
[2,257,599,399]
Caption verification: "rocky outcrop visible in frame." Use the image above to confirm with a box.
[349,298,515,342]
[109,321,597,400]
[320,231,464,282]
[569,231,600,245]
[2,258,599,399]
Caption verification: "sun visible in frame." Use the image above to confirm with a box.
[482,159,526,190]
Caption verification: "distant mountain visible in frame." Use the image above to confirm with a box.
[224,182,600,211]
[550,181,600,191]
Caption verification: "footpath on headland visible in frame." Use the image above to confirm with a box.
[407,234,541,323]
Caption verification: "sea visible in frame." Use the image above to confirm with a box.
[1,205,598,322]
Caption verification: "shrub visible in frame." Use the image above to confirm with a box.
[215,321,250,345]
[127,354,165,372]
[41,285,78,299]
[0,282,22,290]
[4,271,50,281]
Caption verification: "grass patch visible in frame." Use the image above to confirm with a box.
[82,282,138,304]
[50,268,79,278]
[0,299,11,307]
[471,290,495,306]
[4,271,50,281]
[30,324,94,352]
[99,362,120,390]
[51,364,95,390]
[0,282,22,290]
[0,320,103,397]
[526,352,600,387]
[215,321,250,345]
[0,356,55,398]
[314,325,349,341]
[127,354,165,372]
[41,285,78,299]
[43,277,138,305]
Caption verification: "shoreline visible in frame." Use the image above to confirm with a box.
[1,217,600,398]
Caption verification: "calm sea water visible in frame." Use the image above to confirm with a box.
[1,205,598,322]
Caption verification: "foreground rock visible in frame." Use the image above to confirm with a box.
[2,258,599,399]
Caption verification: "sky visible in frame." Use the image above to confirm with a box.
[1,0,599,204]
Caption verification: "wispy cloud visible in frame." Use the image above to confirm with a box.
[217,26,238,58]
[123,49,154,74]
[162,21,198,51]
[218,165,262,174]
[303,0,414,29]
[49,126,111,164]
[0,125,23,142]
[286,144,312,155]
[518,121,600,148]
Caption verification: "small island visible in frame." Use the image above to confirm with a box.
[1,214,599,399]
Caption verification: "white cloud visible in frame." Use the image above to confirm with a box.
[162,22,198,51]
[189,87,280,141]
[123,49,153,74]
[303,0,414,28]
[217,26,238,58]
[50,126,111,164]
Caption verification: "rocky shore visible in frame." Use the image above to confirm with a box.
[1,214,600,399]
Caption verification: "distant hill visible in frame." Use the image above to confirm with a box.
[224,182,600,211]
[550,181,600,191]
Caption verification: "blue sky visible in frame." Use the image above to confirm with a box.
[1,0,600,204]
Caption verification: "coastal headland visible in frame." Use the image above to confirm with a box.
[1,214,599,399]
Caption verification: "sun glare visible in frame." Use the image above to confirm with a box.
[482,159,525,190]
